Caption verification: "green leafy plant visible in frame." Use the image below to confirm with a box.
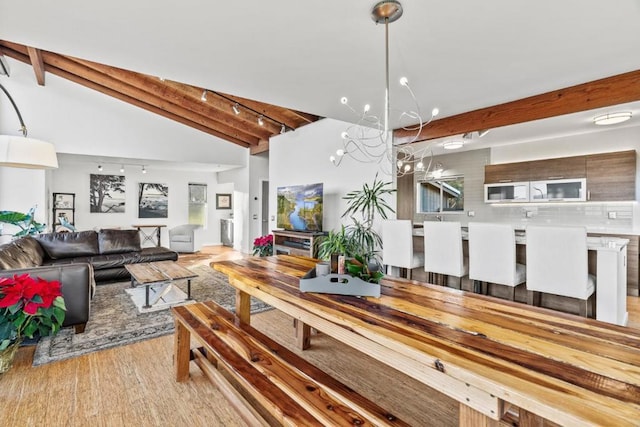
[0,206,46,238]
[317,174,396,283]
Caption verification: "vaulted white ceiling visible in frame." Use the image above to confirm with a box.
[1,0,640,151]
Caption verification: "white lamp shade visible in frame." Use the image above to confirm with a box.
[0,135,58,169]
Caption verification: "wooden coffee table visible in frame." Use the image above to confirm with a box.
[125,261,197,308]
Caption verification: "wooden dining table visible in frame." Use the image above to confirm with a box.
[213,255,640,427]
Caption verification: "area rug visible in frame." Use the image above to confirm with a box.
[32,264,272,366]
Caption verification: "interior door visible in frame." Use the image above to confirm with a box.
[261,180,269,236]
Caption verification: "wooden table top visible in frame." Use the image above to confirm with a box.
[125,260,196,285]
[213,255,640,426]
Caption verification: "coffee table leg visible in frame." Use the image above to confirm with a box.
[187,279,192,300]
[144,284,151,308]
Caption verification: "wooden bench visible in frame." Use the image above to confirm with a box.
[172,301,409,426]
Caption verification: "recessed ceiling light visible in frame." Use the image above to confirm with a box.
[593,112,632,126]
[443,140,464,150]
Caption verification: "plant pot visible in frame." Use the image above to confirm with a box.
[0,339,21,374]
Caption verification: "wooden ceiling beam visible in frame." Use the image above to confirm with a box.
[45,53,261,145]
[70,58,278,139]
[0,45,251,147]
[250,139,269,155]
[222,92,317,130]
[394,69,640,145]
[26,46,45,85]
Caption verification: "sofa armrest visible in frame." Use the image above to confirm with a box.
[0,264,93,332]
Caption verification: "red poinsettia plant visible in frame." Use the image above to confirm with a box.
[252,234,274,257]
[0,274,66,351]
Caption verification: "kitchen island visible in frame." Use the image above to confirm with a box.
[414,225,629,326]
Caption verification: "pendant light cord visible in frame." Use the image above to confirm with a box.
[0,82,27,137]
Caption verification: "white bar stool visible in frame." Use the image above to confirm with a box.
[423,221,468,289]
[381,219,424,280]
[468,222,526,300]
[525,225,595,317]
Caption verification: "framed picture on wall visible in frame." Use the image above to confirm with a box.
[216,193,232,209]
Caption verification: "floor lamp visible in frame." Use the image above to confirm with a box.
[0,82,58,169]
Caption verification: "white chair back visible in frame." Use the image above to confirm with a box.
[382,219,423,271]
[423,221,465,277]
[526,225,593,300]
[468,222,522,286]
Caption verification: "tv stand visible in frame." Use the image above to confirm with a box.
[272,230,325,258]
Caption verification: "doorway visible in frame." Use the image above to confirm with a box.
[261,180,269,236]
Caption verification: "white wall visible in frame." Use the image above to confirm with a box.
[0,167,47,240]
[269,118,397,236]
[50,160,223,246]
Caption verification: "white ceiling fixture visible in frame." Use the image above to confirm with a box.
[330,0,439,176]
[0,82,58,169]
[443,140,464,150]
[593,112,632,126]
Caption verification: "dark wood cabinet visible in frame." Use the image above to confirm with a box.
[586,150,636,201]
[528,156,586,181]
[485,150,636,201]
[484,162,531,183]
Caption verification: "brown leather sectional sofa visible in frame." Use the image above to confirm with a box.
[0,229,178,333]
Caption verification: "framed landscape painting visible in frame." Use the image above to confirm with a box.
[138,183,168,218]
[90,174,125,213]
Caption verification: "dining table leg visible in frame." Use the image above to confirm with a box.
[235,288,251,324]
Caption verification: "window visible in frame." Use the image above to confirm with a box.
[416,176,464,213]
[188,183,207,227]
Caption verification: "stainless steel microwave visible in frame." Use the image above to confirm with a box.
[529,178,587,202]
[484,182,530,203]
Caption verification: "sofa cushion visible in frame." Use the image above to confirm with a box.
[98,229,141,254]
[35,231,100,260]
[0,236,45,269]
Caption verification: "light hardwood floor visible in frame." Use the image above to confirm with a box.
[1,246,638,426]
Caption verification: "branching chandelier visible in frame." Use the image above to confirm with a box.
[330,0,439,177]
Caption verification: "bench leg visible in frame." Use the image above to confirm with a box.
[174,320,191,382]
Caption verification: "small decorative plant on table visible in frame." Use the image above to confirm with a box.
[0,274,66,373]
[252,234,274,257]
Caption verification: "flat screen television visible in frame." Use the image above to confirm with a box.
[277,182,323,232]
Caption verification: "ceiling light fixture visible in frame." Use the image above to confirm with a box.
[593,112,632,126]
[232,103,240,115]
[200,90,207,102]
[443,140,464,150]
[0,82,58,169]
[141,165,147,174]
[120,165,125,173]
[330,0,440,177]
[97,164,103,171]
[258,115,264,126]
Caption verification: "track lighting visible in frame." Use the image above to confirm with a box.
[120,165,125,173]
[141,165,147,174]
[98,164,103,171]
[232,103,240,115]
[258,115,264,126]
[280,124,286,134]
[200,90,207,102]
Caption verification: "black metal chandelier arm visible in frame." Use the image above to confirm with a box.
[0,82,27,137]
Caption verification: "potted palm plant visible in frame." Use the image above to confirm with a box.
[317,174,396,283]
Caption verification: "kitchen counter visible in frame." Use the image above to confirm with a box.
[414,225,629,326]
